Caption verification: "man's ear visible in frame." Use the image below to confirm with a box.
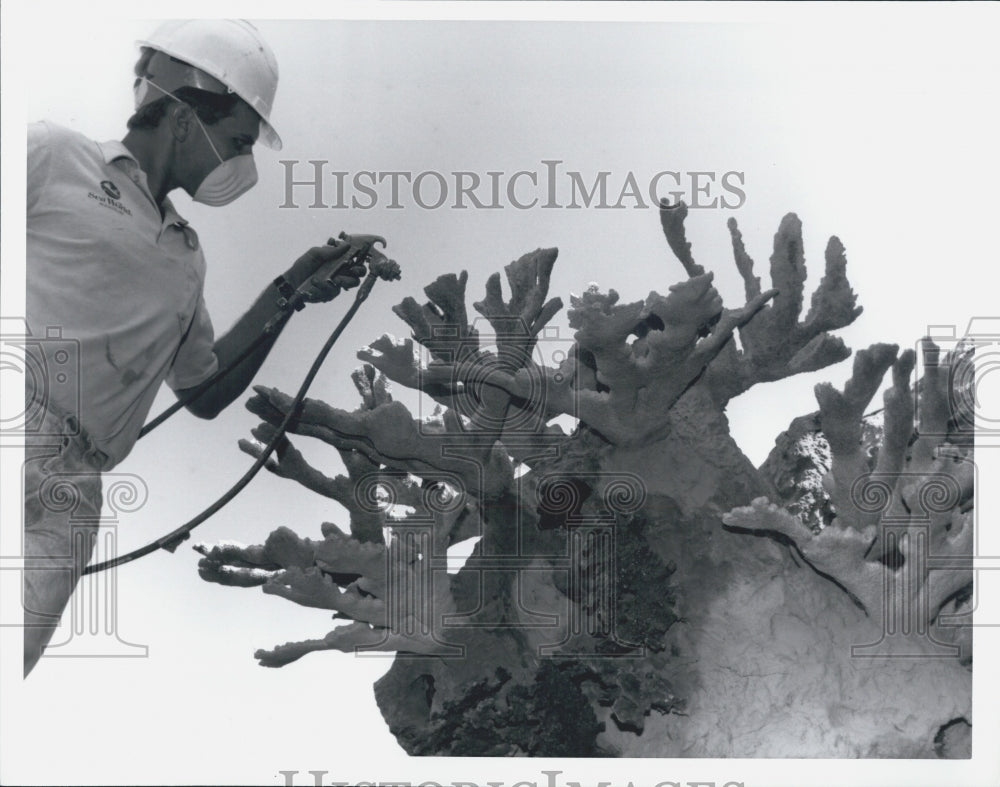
[166,102,194,143]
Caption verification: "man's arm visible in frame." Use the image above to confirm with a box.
[177,243,362,419]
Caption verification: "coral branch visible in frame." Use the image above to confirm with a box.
[804,237,865,333]
[473,248,563,345]
[659,200,705,277]
[703,214,863,402]
[815,343,898,532]
[767,213,808,329]
[352,363,393,411]
[816,344,897,455]
[255,527,458,664]
[194,540,280,587]
[239,363,398,543]
[195,526,326,589]
[727,217,761,301]
[393,271,478,363]
[238,423,345,499]
[366,252,567,443]
[912,339,974,462]
[873,350,916,480]
[255,621,448,667]
[246,386,514,499]
[558,275,776,445]
[357,336,421,390]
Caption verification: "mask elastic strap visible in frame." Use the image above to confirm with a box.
[138,77,225,164]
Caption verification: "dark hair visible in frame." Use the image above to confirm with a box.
[127,48,242,131]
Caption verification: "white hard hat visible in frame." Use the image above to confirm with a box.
[137,19,281,150]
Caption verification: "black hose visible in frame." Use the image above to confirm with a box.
[83,271,382,576]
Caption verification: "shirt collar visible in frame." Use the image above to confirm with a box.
[96,138,133,167]
[97,139,188,228]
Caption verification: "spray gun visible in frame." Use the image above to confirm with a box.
[267,232,398,332]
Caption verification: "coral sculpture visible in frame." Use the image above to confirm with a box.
[197,202,973,758]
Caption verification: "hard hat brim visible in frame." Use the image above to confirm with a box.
[257,120,282,151]
[136,32,282,151]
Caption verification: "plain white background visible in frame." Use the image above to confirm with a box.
[2,2,999,786]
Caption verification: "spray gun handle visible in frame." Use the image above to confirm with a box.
[265,233,394,334]
[334,231,387,250]
[303,233,388,291]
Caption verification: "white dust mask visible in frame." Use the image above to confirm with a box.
[190,143,258,207]
[135,77,258,206]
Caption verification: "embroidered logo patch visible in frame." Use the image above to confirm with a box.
[100,180,121,200]
[88,180,132,217]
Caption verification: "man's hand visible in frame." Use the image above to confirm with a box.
[287,242,367,304]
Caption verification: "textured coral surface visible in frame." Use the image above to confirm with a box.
[198,203,973,757]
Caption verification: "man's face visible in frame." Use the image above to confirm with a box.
[200,100,260,162]
[180,99,260,196]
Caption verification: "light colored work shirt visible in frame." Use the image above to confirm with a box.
[26,121,219,470]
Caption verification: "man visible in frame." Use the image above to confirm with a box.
[23,19,363,676]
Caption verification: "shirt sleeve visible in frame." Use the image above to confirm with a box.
[27,121,53,215]
[165,291,219,390]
